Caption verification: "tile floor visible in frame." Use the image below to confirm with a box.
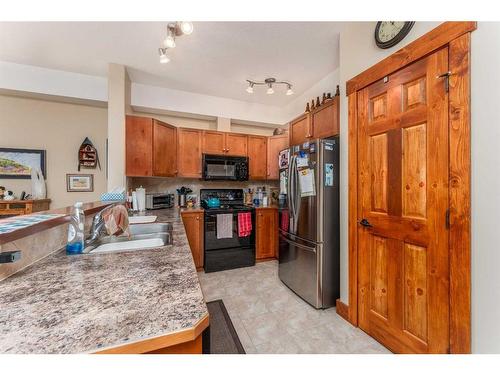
[198,260,391,354]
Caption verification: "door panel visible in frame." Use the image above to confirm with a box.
[177,128,202,178]
[267,134,288,179]
[357,48,449,353]
[290,115,310,146]
[248,136,267,180]
[125,116,152,176]
[153,120,177,177]
[225,133,248,156]
[203,131,225,155]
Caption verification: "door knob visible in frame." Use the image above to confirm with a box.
[359,218,373,228]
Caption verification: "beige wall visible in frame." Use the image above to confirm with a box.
[0,94,107,209]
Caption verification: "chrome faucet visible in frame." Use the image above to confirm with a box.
[85,203,120,247]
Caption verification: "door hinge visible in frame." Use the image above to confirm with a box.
[445,208,450,229]
[437,71,452,93]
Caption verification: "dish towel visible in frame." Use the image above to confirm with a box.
[238,212,252,237]
[103,205,130,237]
[281,210,289,232]
[216,214,233,239]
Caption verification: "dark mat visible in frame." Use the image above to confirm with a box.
[205,299,246,354]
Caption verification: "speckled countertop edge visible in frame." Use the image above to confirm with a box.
[0,208,208,354]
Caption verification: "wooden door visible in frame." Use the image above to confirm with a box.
[153,120,177,177]
[202,130,226,155]
[267,134,288,180]
[247,135,267,180]
[290,114,311,146]
[225,133,248,156]
[312,98,339,139]
[357,48,450,353]
[181,211,204,269]
[125,116,153,176]
[177,128,202,178]
[256,208,278,259]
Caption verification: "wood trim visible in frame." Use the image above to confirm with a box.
[94,313,209,354]
[346,22,477,95]
[335,299,349,322]
[347,91,359,326]
[448,32,471,354]
[346,22,473,353]
[146,334,203,354]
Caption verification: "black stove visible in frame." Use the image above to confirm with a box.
[200,189,255,273]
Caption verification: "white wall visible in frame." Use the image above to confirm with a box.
[470,22,500,354]
[0,94,108,209]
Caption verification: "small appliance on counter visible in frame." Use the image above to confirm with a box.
[202,154,248,181]
[176,186,192,208]
[145,192,174,210]
[201,189,255,273]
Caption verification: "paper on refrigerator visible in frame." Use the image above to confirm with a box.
[280,170,288,194]
[298,168,316,197]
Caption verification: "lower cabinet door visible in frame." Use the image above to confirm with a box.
[256,208,278,259]
[181,211,204,268]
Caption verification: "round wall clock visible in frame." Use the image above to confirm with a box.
[374,21,415,49]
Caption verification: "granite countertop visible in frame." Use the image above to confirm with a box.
[0,208,208,354]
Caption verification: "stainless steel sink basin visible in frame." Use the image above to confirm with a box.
[83,223,173,254]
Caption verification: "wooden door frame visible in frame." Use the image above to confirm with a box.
[336,21,476,354]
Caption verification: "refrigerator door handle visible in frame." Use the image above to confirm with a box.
[293,155,301,229]
[279,233,317,253]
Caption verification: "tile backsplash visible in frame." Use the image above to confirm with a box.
[127,177,279,203]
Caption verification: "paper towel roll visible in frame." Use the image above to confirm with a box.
[136,187,146,211]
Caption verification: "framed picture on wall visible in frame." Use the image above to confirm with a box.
[0,148,46,179]
[66,174,94,192]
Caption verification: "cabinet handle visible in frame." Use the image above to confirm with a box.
[196,217,199,220]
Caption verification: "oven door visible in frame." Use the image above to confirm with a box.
[204,209,255,251]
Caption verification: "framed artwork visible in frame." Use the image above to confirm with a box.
[66,174,94,192]
[0,148,46,179]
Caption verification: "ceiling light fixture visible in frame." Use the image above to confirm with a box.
[246,81,254,93]
[158,22,194,64]
[159,48,170,64]
[245,78,293,96]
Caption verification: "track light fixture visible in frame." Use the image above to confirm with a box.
[246,78,293,96]
[158,22,194,64]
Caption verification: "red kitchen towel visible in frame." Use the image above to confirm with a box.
[238,212,252,237]
[281,210,289,232]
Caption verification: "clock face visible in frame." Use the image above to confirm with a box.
[378,21,405,43]
[375,21,415,49]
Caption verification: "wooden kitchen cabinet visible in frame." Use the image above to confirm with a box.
[202,131,248,156]
[255,208,278,260]
[181,211,204,269]
[202,131,226,155]
[153,120,177,177]
[311,96,339,139]
[247,135,267,180]
[177,128,203,178]
[126,116,177,177]
[289,114,311,146]
[225,133,248,156]
[267,134,288,180]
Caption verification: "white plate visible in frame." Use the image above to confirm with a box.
[128,215,157,224]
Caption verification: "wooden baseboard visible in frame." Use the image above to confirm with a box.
[336,299,350,322]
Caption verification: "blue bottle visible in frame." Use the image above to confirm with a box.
[66,202,85,255]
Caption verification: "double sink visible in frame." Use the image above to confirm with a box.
[83,223,173,254]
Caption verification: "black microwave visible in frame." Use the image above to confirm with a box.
[202,154,249,181]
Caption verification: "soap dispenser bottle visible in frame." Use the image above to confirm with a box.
[66,202,85,255]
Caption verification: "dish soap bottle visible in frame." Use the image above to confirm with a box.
[66,202,85,255]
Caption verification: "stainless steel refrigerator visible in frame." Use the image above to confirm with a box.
[278,136,340,309]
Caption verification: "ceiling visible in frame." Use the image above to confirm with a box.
[0,22,341,106]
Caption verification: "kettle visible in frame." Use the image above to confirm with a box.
[204,197,221,208]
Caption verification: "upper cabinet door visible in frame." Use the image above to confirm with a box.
[177,128,203,178]
[267,134,289,180]
[153,120,177,177]
[225,133,248,156]
[202,130,226,155]
[247,135,268,180]
[126,116,153,177]
[312,98,339,139]
[290,114,311,146]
